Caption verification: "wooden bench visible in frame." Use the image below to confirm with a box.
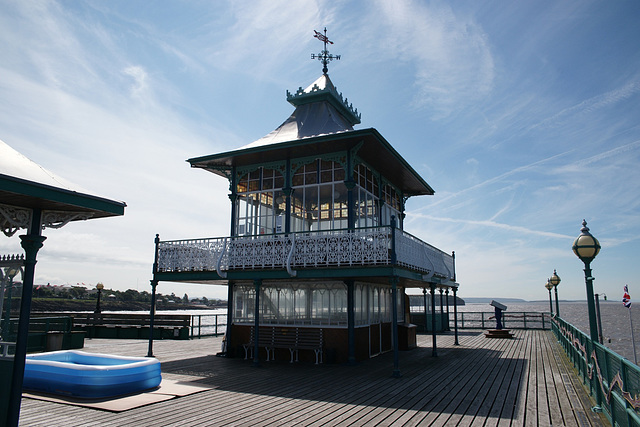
[244,326,323,364]
[243,326,275,360]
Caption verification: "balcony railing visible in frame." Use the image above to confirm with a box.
[157,226,454,280]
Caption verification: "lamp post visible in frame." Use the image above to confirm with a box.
[572,219,601,343]
[594,293,604,344]
[545,279,554,315]
[550,269,561,316]
[94,282,104,314]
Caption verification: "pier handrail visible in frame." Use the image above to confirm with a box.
[552,316,640,426]
[408,310,551,330]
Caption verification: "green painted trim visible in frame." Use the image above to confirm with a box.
[155,264,439,288]
[0,175,125,216]
[236,161,286,178]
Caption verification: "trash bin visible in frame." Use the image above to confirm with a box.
[46,333,64,351]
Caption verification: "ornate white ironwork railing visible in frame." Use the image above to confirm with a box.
[394,231,454,279]
[157,227,454,280]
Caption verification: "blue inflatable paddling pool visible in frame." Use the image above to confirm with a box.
[24,350,162,399]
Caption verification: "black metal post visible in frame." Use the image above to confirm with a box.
[430,283,437,357]
[438,288,444,330]
[147,280,157,357]
[547,288,554,316]
[94,287,102,314]
[147,234,160,358]
[391,277,401,377]
[7,209,45,427]
[445,289,450,331]
[422,287,428,333]
[253,279,261,367]
[554,285,560,317]
[583,262,599,343]
[595,293,604,344]
[346,279,356,365]
[224,280,234,356]
[453,287,459,345]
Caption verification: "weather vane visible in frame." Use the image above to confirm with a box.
[311,28,340,75]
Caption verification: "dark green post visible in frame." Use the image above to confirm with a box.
[346,279,356,365]
[430,283,437,357]
[7,209,45,427]
[147,234,160,357]
[253,279,261,366]
[422,287,428,332]
[453,286,459,345]
[572,220,602,409]
[391,276,400,378]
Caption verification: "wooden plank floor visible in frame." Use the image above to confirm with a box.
[18,330,609,426]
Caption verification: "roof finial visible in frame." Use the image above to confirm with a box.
[311,28,340,75]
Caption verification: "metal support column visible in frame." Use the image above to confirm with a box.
[453,286,459,345]
[422,287,428,332]
[346,279,356,365]
[445,289,450,331]
[430,283,438,357]
[391,276,401,378]
[7,209,45,427]
[147,234,160,358]
[253,279,262,367]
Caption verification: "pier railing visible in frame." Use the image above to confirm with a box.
[189,314,226,339]
[455,311,550,330]
[552,316,640,426]
[157,226,455,280]
[409,310,551,330]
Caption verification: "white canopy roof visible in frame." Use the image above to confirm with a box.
[0,139,90,194]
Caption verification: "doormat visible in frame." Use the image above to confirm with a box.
[22,379,211,412]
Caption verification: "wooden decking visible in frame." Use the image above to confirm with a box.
[18,330,608,426]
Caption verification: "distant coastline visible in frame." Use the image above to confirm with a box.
[25,298,224,313]
[462,297,527,304]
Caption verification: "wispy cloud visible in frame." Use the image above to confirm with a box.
[529,79,640,132]
[411,213,571,239]
[123,66,149,99]
[369,0,494,118]
[418,151,574,210]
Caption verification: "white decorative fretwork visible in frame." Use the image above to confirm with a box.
[394,232,453,279]
[0,203,32,237]
[41,211,94,230]
[158,227,454,280]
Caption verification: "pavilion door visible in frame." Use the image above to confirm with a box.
[369,323,381,357]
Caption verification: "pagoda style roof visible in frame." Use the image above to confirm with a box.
[241,74,360,150]
[0,139,126,232]
[189,75,434,197]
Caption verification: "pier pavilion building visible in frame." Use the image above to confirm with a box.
[150,41,458,369]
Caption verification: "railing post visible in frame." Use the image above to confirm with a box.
[523,313,527,329]
[253,279,261,367]
[390,216,397,265]
[215,315,218,336]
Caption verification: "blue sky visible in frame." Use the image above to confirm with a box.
[1,0,639,302]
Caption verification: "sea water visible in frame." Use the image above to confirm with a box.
[458,301,639,363]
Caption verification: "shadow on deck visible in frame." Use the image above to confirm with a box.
[19,330,607,426]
